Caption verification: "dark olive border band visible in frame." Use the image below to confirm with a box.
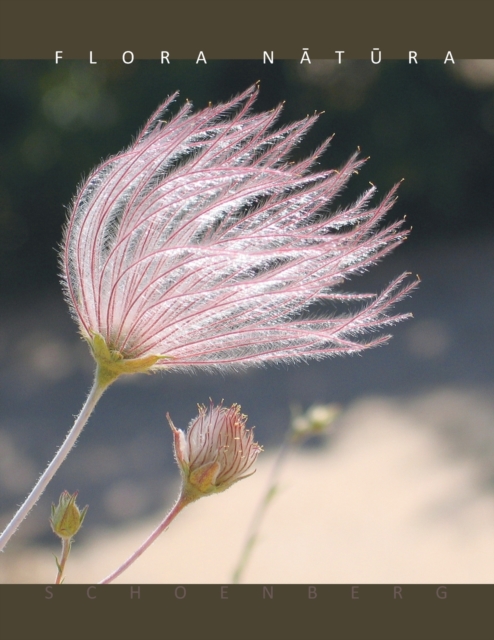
[1,1,493,59]
[1,585,493,640]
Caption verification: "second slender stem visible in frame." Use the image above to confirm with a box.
[99,494,190,584]
[232,434,292,583]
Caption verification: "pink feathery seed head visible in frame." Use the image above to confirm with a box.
[60,84,417,381]
[167,402,262,497]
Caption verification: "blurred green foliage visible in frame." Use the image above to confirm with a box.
[1,59,493,299]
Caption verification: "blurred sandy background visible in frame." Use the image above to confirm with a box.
[2,388,493,583]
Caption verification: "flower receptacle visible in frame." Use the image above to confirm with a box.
[88,332,171,387]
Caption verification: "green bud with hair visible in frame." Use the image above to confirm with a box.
[50,491,88,540]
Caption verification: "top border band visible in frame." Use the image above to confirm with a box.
[1,0,493,60]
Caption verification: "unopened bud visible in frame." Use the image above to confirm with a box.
[50,491,88,540]
[291,403,340,441]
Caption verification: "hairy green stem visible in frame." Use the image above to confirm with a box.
[0,371,109,552]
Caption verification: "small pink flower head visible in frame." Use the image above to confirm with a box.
[167,403,262,499]
[61,84,416,385]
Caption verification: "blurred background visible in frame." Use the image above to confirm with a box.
[1,59,493,582]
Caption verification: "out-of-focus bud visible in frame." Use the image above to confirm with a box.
[50,491,88,540]
[168,403,262,501]
[290,403,341,442]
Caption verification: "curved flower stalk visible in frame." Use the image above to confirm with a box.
[100,403,261,583]
[0,84,416,552]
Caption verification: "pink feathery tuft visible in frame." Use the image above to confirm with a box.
[61,84,416,372]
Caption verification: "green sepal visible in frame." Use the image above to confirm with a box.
[88,331,173,387]
[189,460,221,494]
[54,554,63,574]
[79,505,89,527]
